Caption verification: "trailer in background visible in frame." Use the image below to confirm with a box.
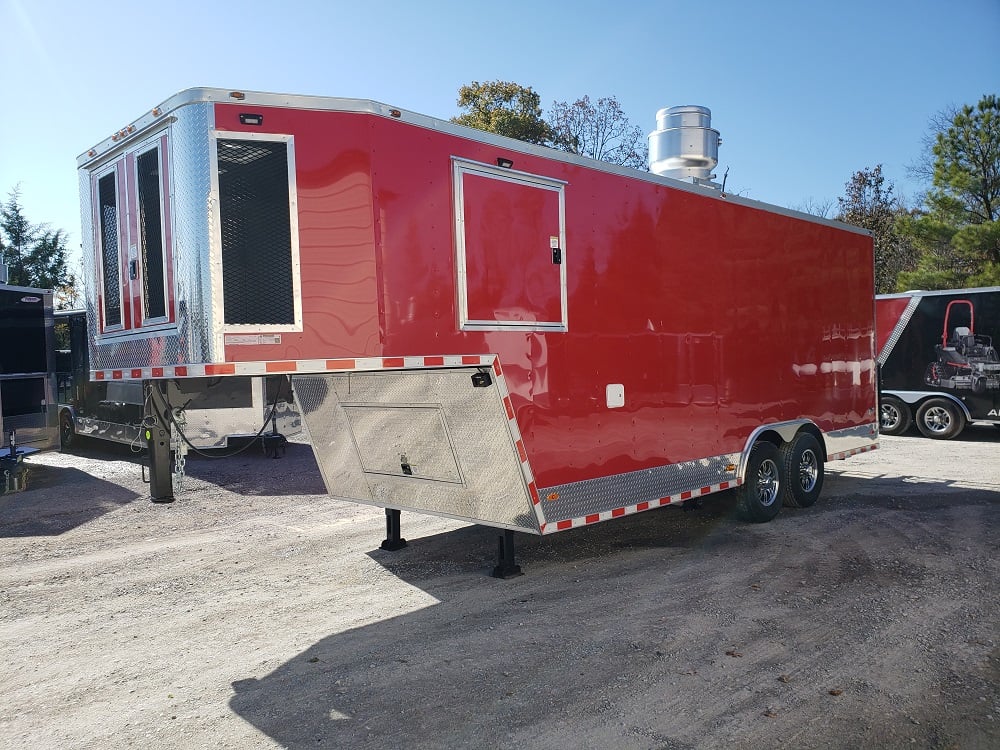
[877,287,1000,439]
[54,309,299,452]
[0,283,58,492]
[77,88,878,574]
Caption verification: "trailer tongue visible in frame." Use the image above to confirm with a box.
[78,88,878,574]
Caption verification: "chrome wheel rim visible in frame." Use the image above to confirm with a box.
[798,449,819,493]
[923,406,952,433]
[880,404,901,431]
[756,458,780,507]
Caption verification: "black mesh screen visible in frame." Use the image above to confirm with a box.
[97,173,122,327]
[217,139,294,325]
[137,148,166,320]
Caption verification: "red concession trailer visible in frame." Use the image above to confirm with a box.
[78,88,877,574]
[877,287,1000,439]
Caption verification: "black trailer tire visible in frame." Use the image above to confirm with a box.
[915,398,966,440]
[735,441,783,523]
[879,395,912,436]
[779,433,825,508]
[59,410,76,450]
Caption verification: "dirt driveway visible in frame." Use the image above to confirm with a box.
[1,428,998,749]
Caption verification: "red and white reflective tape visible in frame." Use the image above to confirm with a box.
[538,478,743,535]
[91,354,494,381]
[828,444,878,461]
[487,359,545,526]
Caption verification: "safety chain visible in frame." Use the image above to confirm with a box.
[171,409,188,491]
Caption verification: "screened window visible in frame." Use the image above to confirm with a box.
[217,138,295,325]
[136,147,167,320]
[97,172,122,328]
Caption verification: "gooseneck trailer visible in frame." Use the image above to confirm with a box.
[78,88,877,573]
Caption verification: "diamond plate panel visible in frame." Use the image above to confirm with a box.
[539,453,741,523]
[82,101,218,371]
[292,369,540,532]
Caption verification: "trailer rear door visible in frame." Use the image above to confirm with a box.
[91,133,175,335]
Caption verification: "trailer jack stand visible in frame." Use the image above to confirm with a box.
[492,530,523,579]
[144,382,175,503]
[380,508,407,551]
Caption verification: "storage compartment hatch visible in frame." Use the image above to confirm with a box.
[293,368,540,532]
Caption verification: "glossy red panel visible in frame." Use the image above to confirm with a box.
[216,104,381,361]
[124,151,140,329]
[211,103,876,489]
[462,171,561,324]
[875,296,910,355]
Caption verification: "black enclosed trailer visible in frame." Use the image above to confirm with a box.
[877,287,1000,439]
[0,283,58,489]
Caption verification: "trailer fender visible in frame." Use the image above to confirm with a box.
[736,419,822,485]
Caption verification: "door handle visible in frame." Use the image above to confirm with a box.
[550,236,562,265]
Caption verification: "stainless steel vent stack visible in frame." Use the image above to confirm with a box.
[648,105,722,188]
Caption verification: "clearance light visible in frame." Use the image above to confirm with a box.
[229,91,246,100]
[389,108,401,118]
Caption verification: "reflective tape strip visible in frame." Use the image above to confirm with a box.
[829,444,879,461]
[91,354,495,381]
[538,479,743,534]
[487,360,544,527]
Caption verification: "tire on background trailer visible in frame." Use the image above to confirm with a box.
[735,441,784,523]
[59,410,76,450]
[915,397,966,440]
[779,432,824,508]
[879,395,912,436]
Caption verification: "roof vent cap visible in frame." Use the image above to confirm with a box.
[649,105,722,189]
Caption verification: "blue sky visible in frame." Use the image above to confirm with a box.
[1,0,998,271]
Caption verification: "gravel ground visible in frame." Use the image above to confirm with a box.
[1,428,998,749]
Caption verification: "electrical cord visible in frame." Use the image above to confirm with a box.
[141,379,286,459]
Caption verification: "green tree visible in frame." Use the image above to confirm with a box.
[837,165,915,294]
[1,187,71,294]
[898,94,1000,290]
[547,95,648,169]
[451,80,554,145]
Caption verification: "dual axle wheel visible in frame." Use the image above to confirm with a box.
[735,433,825,523]
[879,395,966,439]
